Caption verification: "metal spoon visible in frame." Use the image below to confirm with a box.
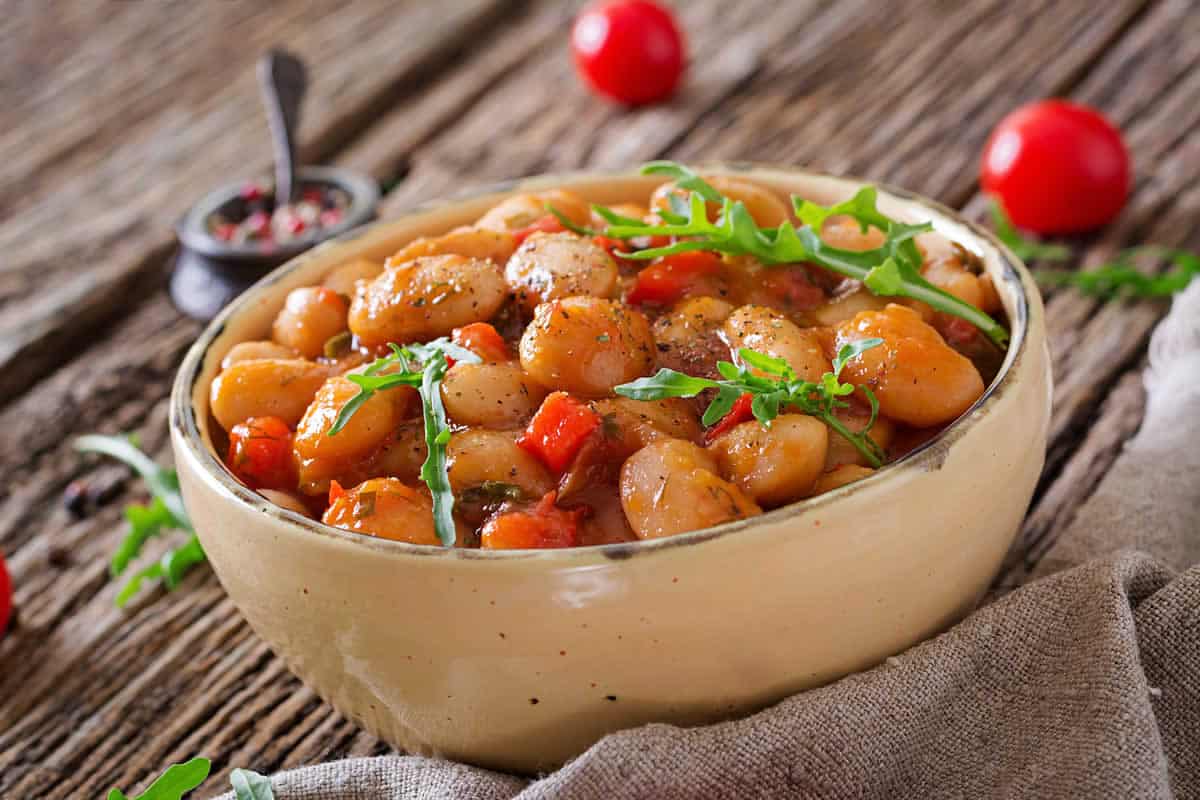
[257,49,307,206]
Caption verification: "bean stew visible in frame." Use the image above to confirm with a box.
[208,163,1009,549]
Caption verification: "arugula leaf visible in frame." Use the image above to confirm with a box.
[75,435,188,528]
[702,385,743,427]
[640,161,724,204]
[230,769,275,800]
[988,200,1071,262]
[615,342,888,467]
[987,200,1200,298]
[591,204,646,227]
[415,350,458,546]
[595,163,1010,347]
[75,434,207,607]
[737,348,793,378]
[833,338,885,377]
[1034,248,1200,299]
[113,534,206,607]
[612,369,719,401]
[546,204,598,237]
[111,497,175,577]
[107,757,211,800]
[326,337,481,546]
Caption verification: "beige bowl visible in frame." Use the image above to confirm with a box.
[170,165,1051,773]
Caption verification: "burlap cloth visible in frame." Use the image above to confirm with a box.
[221,283,1200,799]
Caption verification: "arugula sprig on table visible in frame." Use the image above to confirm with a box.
[74,434,206,607]
[584,162,1010,347]
[327,337,480,546]
[107,757,273,800]
[615,340,888,468]
[990,200,1200,298]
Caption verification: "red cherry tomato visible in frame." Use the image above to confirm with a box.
[571,0,686,106]
[481,492,585,550]
[981,100,1130,234]
[0,552,11,637]
[227,416,296,491]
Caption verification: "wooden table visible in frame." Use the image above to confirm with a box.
[2,1,1195,795]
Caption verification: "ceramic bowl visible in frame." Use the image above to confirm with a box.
[169,165,1051,773]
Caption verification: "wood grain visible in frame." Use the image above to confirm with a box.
[0,1,1194,797]
[0,0,515,403]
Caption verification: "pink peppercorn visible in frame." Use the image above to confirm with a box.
[246,210,272,238]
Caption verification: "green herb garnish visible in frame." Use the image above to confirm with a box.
[75,434,206,607]
[586,162,1009,347]
[107,757,211,800]
[989,199,1200,298]
[327,337,480,546]
[546,204,598,237]
[988,200,1072,262]
[1034,249,1200,298]
[107,759,274,800]
[615,341,887,467]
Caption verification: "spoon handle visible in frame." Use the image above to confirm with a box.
[257,49,307,206]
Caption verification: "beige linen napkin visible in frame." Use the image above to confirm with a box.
[222,282,1200,800]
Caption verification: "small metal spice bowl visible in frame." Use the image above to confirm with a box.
[171,166,380,321]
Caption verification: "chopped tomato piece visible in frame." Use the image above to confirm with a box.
[760,266,826,311]
[512,214,565,247]
[227,416,296,490]
[481,492,585,549]
[592,235,636,259]
[704,393,754,444]
[328,479,348,505]
[452,322,509,362]
[626,251,724,306]
[518,391,602,472]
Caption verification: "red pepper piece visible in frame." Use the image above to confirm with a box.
[704,393,755,444]
[512,214,566,247]
[481,492,585,549]
[452,322,509,362]
[517,392,602,472]
[760,266,827,311]
[227,416,297,490]
[626,250,723,306]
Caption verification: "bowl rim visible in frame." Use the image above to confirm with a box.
[169,162,1035,562]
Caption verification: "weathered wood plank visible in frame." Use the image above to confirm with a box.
[993,367,1147,593]
[379,0,840,217]
[976,0,1200,570]
[0,0,516,403]
[669,0,1149,204]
